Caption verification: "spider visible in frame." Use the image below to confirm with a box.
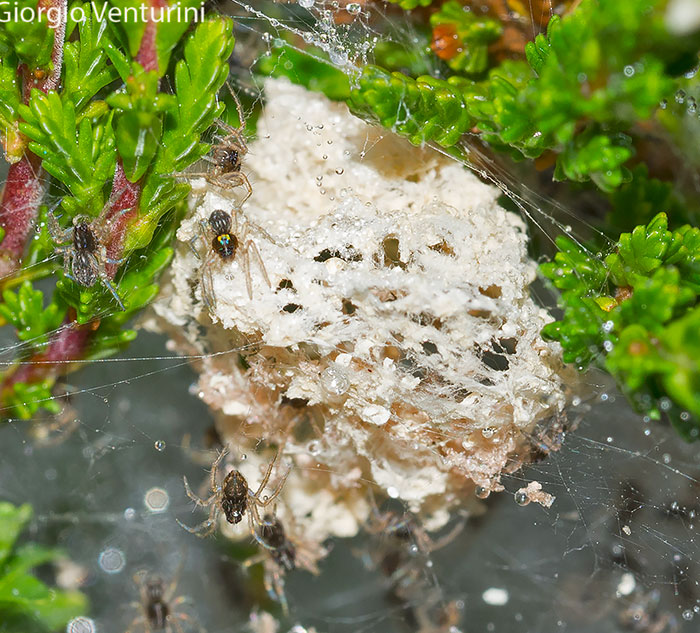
[178,84,252,202]
[177,447,289,539]
[244,513,323,615]
[47,211,125,310]
[188,208,271,308]
[126,571,202,633]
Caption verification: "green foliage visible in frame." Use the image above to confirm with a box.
[382,0,434,9]
[0,283,64,346]
[344,0,698,191]
[348,65,472,147]
[256,44,351,101]
[0,4,237,418]
[19,92,117,216]
[0,1,54,70]
[604,165,692,235]
[429,1,502,75]
[542,213,700,439]
[0,502,87,631]
[63,5,119,112]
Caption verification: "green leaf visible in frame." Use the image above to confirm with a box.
[63,3,118,112]
[0,503,32,567]
[19,90,117,216]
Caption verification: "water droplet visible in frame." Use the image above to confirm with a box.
[335,168,344,175]
[124,507,136,520]
[514,491,530,506]
[98,548,125,574]
[144,487,169,513]
[475,486,490,499]
[299,0,314,7]
[307,439,322,456]
[387,486,399,499]
[321,365,350,396]
[623,65,635,77]
[66,617,96,633]
[683,609,694,621]
[482,587,509,605]
[676,89,687,104]
[154,440,166,452]
[346,2,361,13]
[481,427,496,439]
[660,98,668,109]
[329,49,348,66]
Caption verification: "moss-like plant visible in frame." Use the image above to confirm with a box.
[541,213,700,439]
[0,2,235,419]
[0,502,87,632]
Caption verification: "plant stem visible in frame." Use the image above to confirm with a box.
[0,0,67,275]
[0,1,179,409]
[2,315,92,390]
[104,0,167,278]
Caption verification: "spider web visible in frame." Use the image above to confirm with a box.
[1,2,700,632]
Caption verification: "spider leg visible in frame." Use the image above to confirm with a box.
[175,170,212,180]
[247,503,277,552]
[200,257,216,310]
[63,250,73,278]
[242,551,267,568]
[172,612,205,633]
[240,243,253,300]
[166,615,186,633]
[182,476,217,506]
[253,449,281,498]
[46,212,73,244]
[245,238,271,292]
[125,615,147,633]
[176,504,219,538]
[210,447,229,492]
[97,267,126,311]
[265,564,289,615]
[256,465,290,508]
[188,220,208,260]
[236,172,253,204]
[104,255,126,265]
[223,82,248,137]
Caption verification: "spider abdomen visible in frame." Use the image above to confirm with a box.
[73,251,98,287]
[213,233,238,259]
[260,516,297,571]
[221,470,248,524]
[217,147,240,174]
[146,598,169,629]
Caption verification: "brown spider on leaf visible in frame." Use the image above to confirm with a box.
[176,84,253,203]
[47,207,125,310]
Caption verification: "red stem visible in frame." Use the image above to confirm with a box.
[0,0,67,275]
[3,315,92,391]
[1,1,169,409]
[103,0,167,278]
